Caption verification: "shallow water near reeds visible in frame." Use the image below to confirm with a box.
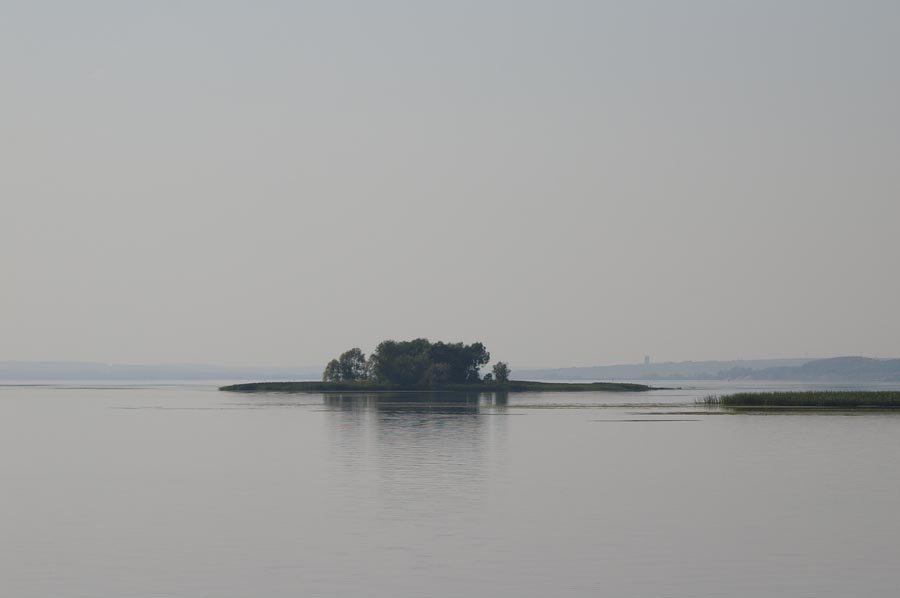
[3,380,900,597]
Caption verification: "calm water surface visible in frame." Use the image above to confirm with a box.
[2,382,900,597]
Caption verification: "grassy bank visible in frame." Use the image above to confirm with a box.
[219,380,652,393]
[701,391,900,408]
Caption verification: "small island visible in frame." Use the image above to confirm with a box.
[219,339,653,393]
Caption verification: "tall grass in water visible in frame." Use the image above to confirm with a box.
[700,391,900,408]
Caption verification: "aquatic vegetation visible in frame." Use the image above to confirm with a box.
[700,391,900,408]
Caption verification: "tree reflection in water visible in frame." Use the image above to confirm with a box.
[323,392,509,516]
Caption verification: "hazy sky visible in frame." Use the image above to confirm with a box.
[3,1,899,367]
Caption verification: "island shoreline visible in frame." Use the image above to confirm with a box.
[219,380,655,393]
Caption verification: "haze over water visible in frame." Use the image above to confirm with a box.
[4,1,900,367]
[4,382,900,597]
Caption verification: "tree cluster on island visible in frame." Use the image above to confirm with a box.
[323,339,510,388]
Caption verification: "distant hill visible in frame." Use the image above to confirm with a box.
[519,358,814,381]
[728,356,900,382]
[0,361,321,382]
[518,357,900,382]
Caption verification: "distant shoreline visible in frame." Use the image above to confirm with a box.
[219,380,654,393]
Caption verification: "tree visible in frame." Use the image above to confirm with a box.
[462,342,490,382]
[322,348,369,382]
[324,339,498,388]
[364,354,376,380]
[371,338,491,387]
[492,361,510,383]
[371,339,432,386]
[424,362,451,387]
[322,359,341,382]
[338,348,368,381]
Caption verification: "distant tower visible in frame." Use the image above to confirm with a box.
[644,355,650,366]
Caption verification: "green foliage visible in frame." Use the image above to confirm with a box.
[424,362,452,387]
[374,338,491,388]
[322,359,341,382]
[338,347,367,381]
[322,347,369,382]
[323,338,492,388]
[427,340,490,383]
[372,338,432,386]
[492,361,510,383]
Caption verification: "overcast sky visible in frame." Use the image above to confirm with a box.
[3,1,899,368]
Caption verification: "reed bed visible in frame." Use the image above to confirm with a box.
[700,391,900,408]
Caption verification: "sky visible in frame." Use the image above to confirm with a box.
[3,1,899,368]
